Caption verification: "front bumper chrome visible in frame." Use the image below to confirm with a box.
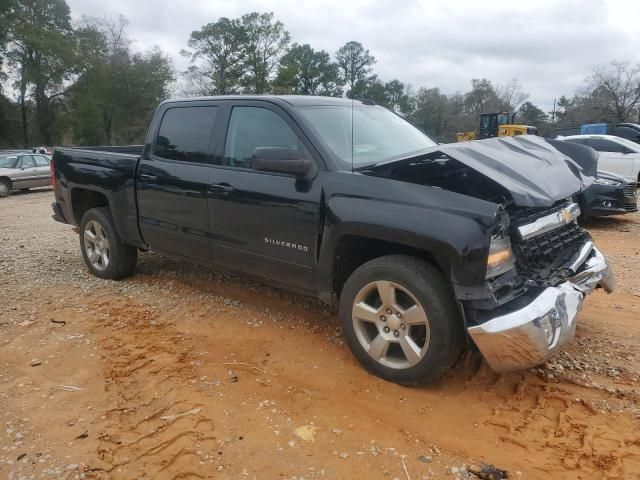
[468,244,614,373]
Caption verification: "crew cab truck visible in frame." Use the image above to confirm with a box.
[51,96,615,385]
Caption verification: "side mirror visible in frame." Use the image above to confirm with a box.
[252,147,313,178]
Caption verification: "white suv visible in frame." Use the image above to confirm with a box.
[560,135,640,184]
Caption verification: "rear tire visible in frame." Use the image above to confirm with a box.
[79,207,137,280]
[339,255,465,385]
[0,179,11,197]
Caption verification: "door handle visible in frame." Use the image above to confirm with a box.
[140,174,158,182]
[208,183,234,194]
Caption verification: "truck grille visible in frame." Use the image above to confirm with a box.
[508,199,569,226]
[511,205,591,287]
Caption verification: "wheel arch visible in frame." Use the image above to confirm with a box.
[70,187,110,225]
[326,231,450,303]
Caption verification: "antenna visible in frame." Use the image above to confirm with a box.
[351,96,354,172]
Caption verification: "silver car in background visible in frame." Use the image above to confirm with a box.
[0,153,51,197]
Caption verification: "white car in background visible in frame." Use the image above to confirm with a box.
[560,135,640,185]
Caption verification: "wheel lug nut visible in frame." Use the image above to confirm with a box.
[383,326,390,333]
[380,315,386,322]
[393,330,399,337]
[386,308,392,315]
[401,324,405,329]
[397,313,402,319]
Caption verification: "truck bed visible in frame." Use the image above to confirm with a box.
[52,147,145,248]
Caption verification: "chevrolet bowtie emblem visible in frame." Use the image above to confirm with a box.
[559,208,573,224]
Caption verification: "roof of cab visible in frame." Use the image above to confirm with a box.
[162,95,370,107]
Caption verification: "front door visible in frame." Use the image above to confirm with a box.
[13,155,41,188]
[137,103,220,261]
[207,102,322,289]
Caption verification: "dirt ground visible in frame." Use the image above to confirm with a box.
[1,188,639,480]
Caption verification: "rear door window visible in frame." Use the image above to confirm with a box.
[586,138,627,153]
[154,106,218,163]
[34,155,49,167]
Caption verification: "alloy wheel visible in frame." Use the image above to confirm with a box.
[351,280,430,369]
[83,220,110,271]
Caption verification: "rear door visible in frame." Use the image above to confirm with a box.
[207,101,323,289]
[137,102,220,261]
[586,138,635,178]
[32,155,51,187]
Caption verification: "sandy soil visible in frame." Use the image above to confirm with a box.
[1,188,639,480]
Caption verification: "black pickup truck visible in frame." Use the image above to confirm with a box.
[51,96,614,384]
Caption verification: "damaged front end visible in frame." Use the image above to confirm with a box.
[362,135,614,373]
[468,195,614,373]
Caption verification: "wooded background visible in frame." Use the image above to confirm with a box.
[1,1,639,147]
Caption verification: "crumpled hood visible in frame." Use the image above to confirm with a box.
[369,135,597,208]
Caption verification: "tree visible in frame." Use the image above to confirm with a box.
[274,43,341,96]
[496,78,529,111]
[517,101,547,127]
[408,87,450,140]
[384,79,410,112]
[335,41,376,98]
[239,12,289,93]
[0,0,11,72]
[585,61,640,122]
[5,0,76,146]
[69,16,174,145]
[181,17,246,95]
[357,75,387,104]
[463,78,506,114]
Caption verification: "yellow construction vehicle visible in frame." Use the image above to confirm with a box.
[456,112,538,142]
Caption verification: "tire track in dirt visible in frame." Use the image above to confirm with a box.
[88,299,218,479]
[80,289,640,480]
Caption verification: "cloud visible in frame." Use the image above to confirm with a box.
[66,0,640,111]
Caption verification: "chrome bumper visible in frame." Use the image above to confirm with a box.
[468,243,614,373]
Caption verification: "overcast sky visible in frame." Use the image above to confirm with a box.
[66,0,640,112]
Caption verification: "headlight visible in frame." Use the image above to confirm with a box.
[594,177,621,186]
[486,232,516,279]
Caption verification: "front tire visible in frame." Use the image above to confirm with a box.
[80,207,137,280]
[0,179,11,197]
[339,255,464,385]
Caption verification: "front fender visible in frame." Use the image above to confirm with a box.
[316,186,500,296]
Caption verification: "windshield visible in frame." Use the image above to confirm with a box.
[0,156,18,169]
[297,105,437,169]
